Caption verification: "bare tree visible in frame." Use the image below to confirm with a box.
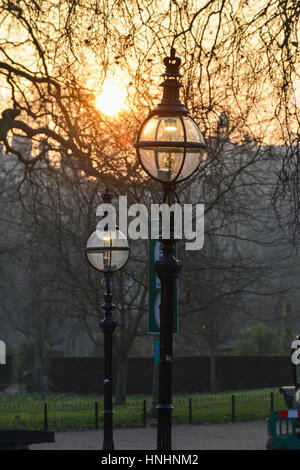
[0,1,299,399]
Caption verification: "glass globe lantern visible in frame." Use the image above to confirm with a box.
[134,48,207,184]
[85,228,130,273]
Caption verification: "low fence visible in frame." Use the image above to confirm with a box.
[0,391,285,431]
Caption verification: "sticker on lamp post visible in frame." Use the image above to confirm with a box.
[154,339,160,365]
[292,339,300,365]
[0,340,6,365]
[155,241,161,289]
[148,220,178,334]
[154,292,161,329]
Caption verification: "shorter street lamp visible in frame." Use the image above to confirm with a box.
[134,47,207,450]
[85,190,130,450]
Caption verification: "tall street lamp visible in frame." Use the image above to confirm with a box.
[134,48,207,450]
[85,189,130,450]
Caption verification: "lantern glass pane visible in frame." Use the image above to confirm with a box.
[183,116,205,143]
[86,229,129,272]
[156,116,184,141]
[140,116,184,142]
[179,149,205,180]
[138,148,157,179]
[140,117,158,141]
[139,148,185,182]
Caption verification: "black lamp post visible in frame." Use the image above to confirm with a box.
[85,189,130,450]
[134,48,207,450]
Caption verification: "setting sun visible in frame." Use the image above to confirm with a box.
[96,80,126,116]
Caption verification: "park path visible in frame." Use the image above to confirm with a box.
[32,420,268,450]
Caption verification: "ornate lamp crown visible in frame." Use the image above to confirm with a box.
[162,47,182,77]
[102,187,113,204]
[151,48,188,116]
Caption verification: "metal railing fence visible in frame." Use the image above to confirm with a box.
[0,391,285,431]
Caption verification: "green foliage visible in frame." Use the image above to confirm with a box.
[231,322,284,356]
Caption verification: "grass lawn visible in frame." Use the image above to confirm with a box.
[0,388,287,431]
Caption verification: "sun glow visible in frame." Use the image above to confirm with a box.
[96,80,126,116]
